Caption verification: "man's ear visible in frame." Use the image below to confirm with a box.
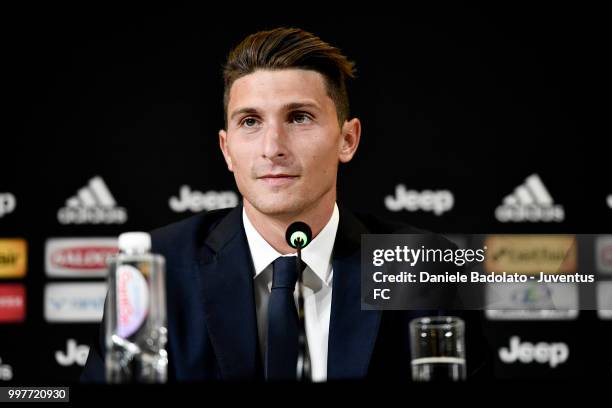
[218,129,234,172]
[338,118,361,163]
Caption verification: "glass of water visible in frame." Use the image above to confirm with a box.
[409,316,466,381]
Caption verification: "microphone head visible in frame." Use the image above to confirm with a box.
[285,221,312,249]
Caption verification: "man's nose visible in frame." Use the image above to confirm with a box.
[261,122,289,160]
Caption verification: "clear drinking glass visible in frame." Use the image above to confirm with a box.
[409,316,466,381]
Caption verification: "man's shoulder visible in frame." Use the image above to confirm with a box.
[347,208,456,249]
[149,207,235,258]
[348,209,431,234]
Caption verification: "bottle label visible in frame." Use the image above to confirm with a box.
[116,264,149,338]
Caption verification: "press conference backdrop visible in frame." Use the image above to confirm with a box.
[1,5,610,383]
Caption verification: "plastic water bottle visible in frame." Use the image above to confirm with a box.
[105,232,168,383]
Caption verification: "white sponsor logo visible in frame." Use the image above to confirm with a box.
[0,295,24,308]
[57,176,127,224]
[385,185,454,215]
[44,283,106,323]
[0,193,16,218]
[596,236,612,275]
[45,238,118,278]
[608,194,612,209]
[0,357,13,381]
[597,282,612,320]
[495,174,564,222]
[499,336,569,368]
[485,282,578,320]
[169,185,239,213]
[55,339,89,367]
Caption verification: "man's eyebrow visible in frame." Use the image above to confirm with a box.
[229,107,259,121]
[282,102,320,111]
[229,102,321,122]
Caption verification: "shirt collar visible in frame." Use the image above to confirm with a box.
[242,202,339,286]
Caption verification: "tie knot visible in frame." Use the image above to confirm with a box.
[271,256,305,289]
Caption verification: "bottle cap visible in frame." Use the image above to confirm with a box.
[118,232,151,253]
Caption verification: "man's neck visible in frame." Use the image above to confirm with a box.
[243,193,336,255]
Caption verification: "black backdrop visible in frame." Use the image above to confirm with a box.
[1,4,610,383]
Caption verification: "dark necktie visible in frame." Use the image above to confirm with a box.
[265,256,303,380]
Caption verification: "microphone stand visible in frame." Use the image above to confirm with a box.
[295,238,311,382]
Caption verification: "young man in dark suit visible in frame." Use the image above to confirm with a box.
[82,27,491,382]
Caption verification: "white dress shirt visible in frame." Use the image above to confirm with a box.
[242,203,339,382]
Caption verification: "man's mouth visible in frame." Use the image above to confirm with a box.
[258,174,299,186]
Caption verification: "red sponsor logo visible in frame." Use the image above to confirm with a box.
[0,284,25,323]
[50,246,118,270]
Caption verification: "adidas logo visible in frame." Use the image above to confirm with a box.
[57,176,127,225]
[495,174,564,223]
[169,185,239,213]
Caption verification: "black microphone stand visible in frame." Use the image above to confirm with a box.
[295,238,311,382]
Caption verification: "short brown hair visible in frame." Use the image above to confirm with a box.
[222,27,356,127]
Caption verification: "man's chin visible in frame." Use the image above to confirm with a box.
[247,199,306,219]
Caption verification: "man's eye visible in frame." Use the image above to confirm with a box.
[292,113,312,124]
[242,117,259,127]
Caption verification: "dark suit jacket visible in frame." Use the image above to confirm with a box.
[81,204,493,382]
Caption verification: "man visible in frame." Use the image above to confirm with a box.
[82,27,491,382]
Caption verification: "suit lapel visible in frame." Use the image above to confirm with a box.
[193,205,262,380]
[327,206,382,379]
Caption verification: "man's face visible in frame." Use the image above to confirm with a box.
[219,68,360,218]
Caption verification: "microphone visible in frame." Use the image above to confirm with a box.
[285,221,312,382]
[286,221,312,250]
